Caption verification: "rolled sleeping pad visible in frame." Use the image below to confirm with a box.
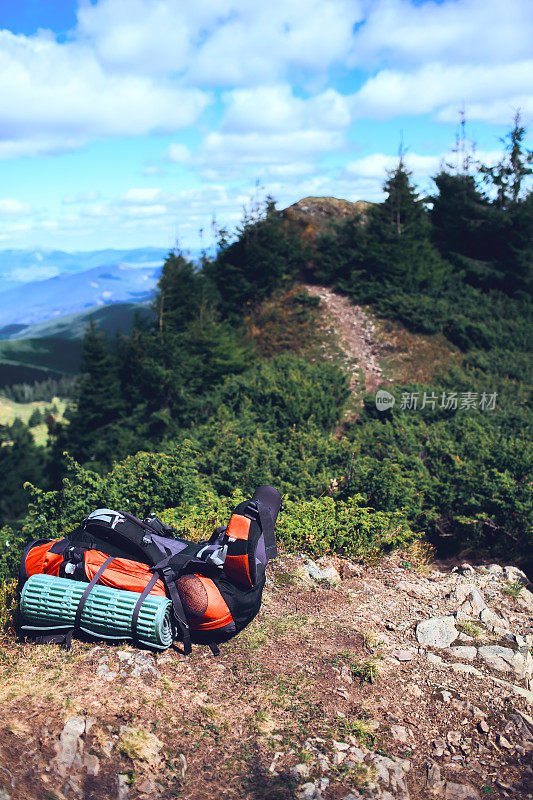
[20,573,174,649]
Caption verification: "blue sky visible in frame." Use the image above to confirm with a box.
[0,0,532,254]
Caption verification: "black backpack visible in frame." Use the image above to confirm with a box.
[19,486,281,655]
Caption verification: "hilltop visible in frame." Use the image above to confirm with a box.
[281,197,372,240]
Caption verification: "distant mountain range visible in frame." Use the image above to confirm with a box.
[0,247,171,386]
[0,246,177,334]
[0,247,171,293]
[0,262,163,331]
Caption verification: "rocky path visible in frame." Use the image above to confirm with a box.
[1,553,532,800]
[303,284,386,393]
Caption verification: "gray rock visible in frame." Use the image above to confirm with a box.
[427,653,443,666]
[416,616,458,648]
[426,762,444,792]
[296,781,321,800]
[477,645,532,679]
[517,587,533,613]
[391,649,414,661]
[178,753,187,778]
[367,753,410,799]
[447,731,462,746]
[497,734,513,749]
[444,783,480,799]
[449,646,477,661]
[432,739,447,757]
[296,558,341,587]
[479,607,503,628]
[332,740,350,752]
[54,715,86,778]
[390,725,409,743]
[291,764,311,780]
[83,754,100,776]
[117,774,129,800]
[504,566,530,586]
[491,675,533,704]
[450,583,486,617]
[397,580,428,597]
[117,650,134,661]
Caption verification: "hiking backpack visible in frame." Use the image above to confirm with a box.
[18,485,281,654]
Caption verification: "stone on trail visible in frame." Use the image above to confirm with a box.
[504,566,530,586]
[416,616,458,648]
[444,783,481,800]
[517,587,533,614]
[479,607,503,628]
[391,649,414,661]
[449,646,477,661]
[477,645,532,679]
[295,557,341,587]
[53,715,86,778]
[449,583,486,617]
[390,725,409,743]
[426,762,444,792]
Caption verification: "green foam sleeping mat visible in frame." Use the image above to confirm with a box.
[20,573,174,649]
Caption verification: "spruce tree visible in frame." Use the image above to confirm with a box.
[65,319,124,466]
[206,197,308,317]
[353,158,451,293]
[430,171,504,288]
[0,419,46,523]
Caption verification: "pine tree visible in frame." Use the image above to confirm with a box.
[0,419,46,523]
[64,319,124,466]
[206,197,308,316]
[479,111,533,209]
[430,171,504,288]
[353,158,451,293]
[155,251,207,334]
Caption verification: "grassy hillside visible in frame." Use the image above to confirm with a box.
[5,301,154,341]
[0,397,68,446]
[0,337,81,386]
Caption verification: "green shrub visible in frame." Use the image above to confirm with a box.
[276,495,416,559]
[21,440,204,543]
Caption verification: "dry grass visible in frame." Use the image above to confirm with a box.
[374,317,459,385]
[401,539,435,574]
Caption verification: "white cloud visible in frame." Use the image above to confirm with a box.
[63,191,100,204]
[0,29,210,159]
[77,0,364,85]
[351,61,533,123]
[0,198,32,216]
[121,188,165,204]
[349,0,533,69]
[343,149,505,185]
[221,85,352,133]
[166,144,192,164]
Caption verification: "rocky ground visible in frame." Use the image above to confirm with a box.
[0,552,532,800]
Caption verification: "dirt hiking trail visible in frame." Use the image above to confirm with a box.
[303,285,386,393]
